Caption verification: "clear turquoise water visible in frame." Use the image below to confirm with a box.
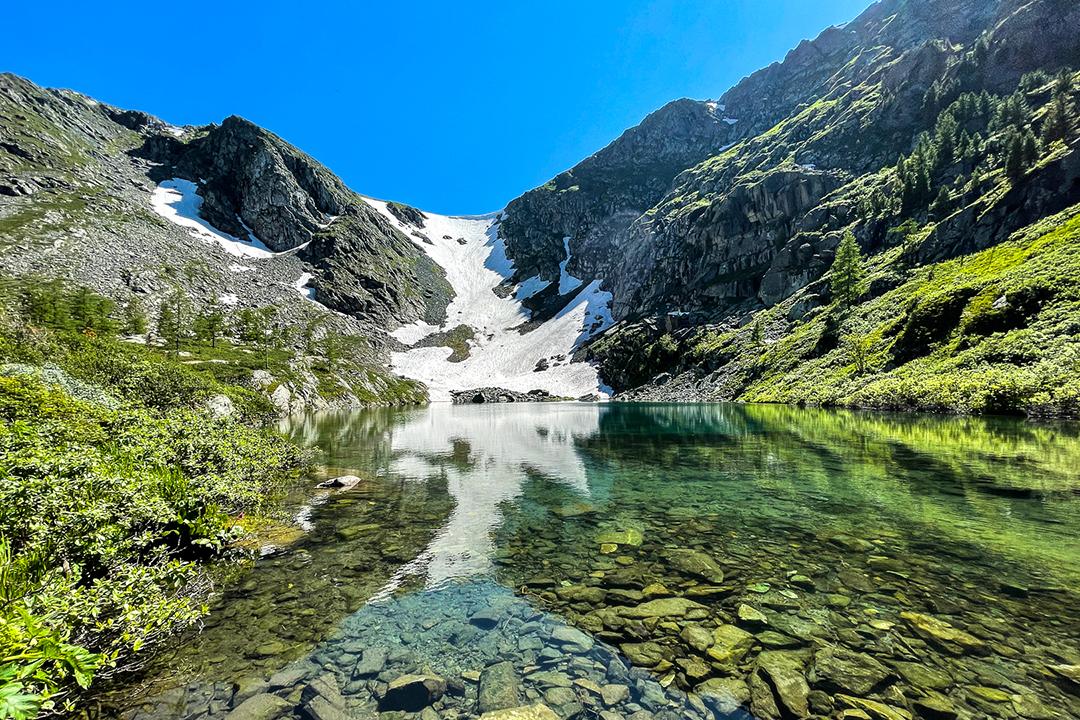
[108,403,1080,720]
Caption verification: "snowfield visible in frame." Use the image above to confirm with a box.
[150,179,279,259]
[364,198,614,401]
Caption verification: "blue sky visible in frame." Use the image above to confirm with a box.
[6,0,868,214]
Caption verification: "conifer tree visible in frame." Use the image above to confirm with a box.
[122,297,148,336]
[830,231,866,308]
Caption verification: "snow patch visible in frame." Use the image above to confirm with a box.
[558,237,584,295]
[219,293,239,306]
[363,197,612,401]
[723,117,738,126]
[150,179,280,259]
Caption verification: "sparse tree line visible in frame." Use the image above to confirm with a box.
[859,66,1076,222]
[12,274,363,373]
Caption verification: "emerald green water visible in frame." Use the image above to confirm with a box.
[109,403,1080,720]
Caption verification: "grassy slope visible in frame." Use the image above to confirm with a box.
[699,205,1080,416]
[0,302,311,716]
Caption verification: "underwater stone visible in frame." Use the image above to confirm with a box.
[735,604,768,627]
[479,704,562,720]
[756,651,809,718]
[695,677,750,715]
[618,598,707,619]
[552,626,595,652]
[223,694,293,720]
[706,625,754,673]
[662,549,725,583]
[353,648,388,678]
[679,625,714,653]
[899,612,988,656]
[596,529,644,547]
[380,674,448,711]
[479,661,522,713]
[811,645,893,695]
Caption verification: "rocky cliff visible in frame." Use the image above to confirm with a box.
[0,72,453,406]
[500,0,1080,415]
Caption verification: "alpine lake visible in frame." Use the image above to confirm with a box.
[102,403,1080,720]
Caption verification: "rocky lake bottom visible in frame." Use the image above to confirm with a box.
[103,403,1080,720]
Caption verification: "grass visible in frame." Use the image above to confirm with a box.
[0,292,316,716]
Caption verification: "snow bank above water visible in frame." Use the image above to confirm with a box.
[365,198,613,401]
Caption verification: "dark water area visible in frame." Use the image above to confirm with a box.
[106,403,1080,720]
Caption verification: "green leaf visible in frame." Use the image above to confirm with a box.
[0,681,42,720]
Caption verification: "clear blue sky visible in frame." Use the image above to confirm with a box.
[6,0,868,214]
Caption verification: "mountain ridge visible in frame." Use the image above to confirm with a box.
[3,0,1080,415]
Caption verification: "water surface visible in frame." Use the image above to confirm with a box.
[110,403,1080,720]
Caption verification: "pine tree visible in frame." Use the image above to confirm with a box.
[1004,128,1026,180]
[931,187,951,219]
[157,286,190,355]
[157,302,178,354]
[1041,93,1070,146]
[194,297,226,348]
[830,231,866,308]
[235,308,265,343]
[123,297,148,336]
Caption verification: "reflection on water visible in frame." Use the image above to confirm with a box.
[109,404,1080,720]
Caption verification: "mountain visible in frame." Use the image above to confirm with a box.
[3,0,1080,415]
[499,0,1080,416]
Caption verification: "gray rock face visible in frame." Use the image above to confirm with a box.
[500,98,740,287]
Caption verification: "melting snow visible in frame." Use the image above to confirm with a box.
[219,293,239,306]
[364,198,613,402]
[150,178,279,259]
[558,237,584,295]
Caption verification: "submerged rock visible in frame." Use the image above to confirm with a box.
[380,674,448,711]
[696,677,750,714]
[479,661,522,713]
[316,475,361,490]
[618,597,707,619]
[479,705,562,720]
[899,612,988,655]
[812,645,893,695]
[756,651,810,718]
[707,624,755,672]
[224,694,293,720]
[662,548,725,583]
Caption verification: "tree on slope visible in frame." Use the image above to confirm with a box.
[831,231,866,308]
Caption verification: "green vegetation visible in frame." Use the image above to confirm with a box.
[740,205,1080,415]
[0,281,313,716]
[830,230,866,307]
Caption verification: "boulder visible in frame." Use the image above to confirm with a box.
[479,661,522,713]
[479,705,562,720]
[224,694,293,720]
[380,674,447,711]
[317,475,362,490]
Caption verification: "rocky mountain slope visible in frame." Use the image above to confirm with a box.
[4,0,1080,414]
[0,72,454,407]
[499,0,1080,416]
